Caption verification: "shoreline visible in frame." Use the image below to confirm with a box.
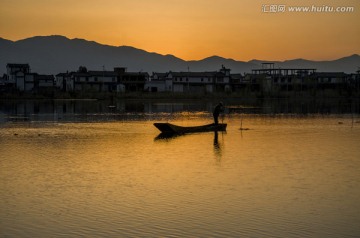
[1,91,360,101]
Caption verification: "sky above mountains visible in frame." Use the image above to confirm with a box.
[1,0,359,61]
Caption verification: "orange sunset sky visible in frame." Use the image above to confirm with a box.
[1,0,359,61]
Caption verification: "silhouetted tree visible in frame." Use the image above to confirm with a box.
[78,66,88,73]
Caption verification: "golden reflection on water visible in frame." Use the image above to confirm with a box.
[1,116,360,237]
[213,131,223,163]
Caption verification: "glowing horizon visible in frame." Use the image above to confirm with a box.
[1,0,359,61]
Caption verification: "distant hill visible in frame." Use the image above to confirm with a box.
[0,35,359,75]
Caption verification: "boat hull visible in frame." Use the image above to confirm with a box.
[154,122,227,134]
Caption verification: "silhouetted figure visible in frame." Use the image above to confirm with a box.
[213,102,224,125]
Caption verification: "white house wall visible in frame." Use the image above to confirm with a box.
[144,81,166,92]
[25,82,33,91]
[173,84,184,92]
[16,77,25,91]
[15,72,25,91]
[8,75,16,84]
[77,77,87,82]
[66,78,74,91]
[25,75,34,92]
[55,76,63,89]
[89,76,116,83]
[206,84,213,93]
[173,77,213,83]
[216,77,230,84]
[39,81,54,88]
[117,84,125,92]
[165,79,173,92]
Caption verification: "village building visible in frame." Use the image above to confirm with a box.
[2,62,358,96]
[5,63,54,92]
[55,72,74,92]
[0,74,7,92]
[229,73,251,92]
[349,70,360,93]
[6,63,30,84]
[35,74,56,93]
[250,63,317,93]
[145,73,168,92]
[14,72,54,92]
[311,72,349,89]
[72,67,119,92]
[6,63,31,90]
[145,66,231,93]
[56,67,149,93]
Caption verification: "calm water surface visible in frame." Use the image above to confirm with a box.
[1,101,360,237]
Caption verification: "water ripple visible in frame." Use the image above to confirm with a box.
[1,116,360,237]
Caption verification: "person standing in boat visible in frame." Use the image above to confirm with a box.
[213,102,224,125]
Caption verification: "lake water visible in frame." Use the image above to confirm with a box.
[1,99,360,237]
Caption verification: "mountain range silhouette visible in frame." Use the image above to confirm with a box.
[0,35,359,75]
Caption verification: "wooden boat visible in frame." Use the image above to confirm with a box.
[154,122,227,134]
